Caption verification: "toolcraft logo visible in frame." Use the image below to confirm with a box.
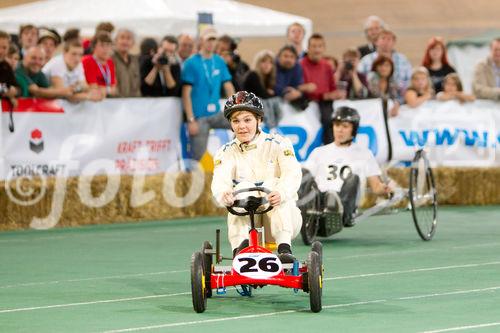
[29,129,44,154]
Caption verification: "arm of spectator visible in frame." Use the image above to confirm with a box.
[298,82,316,94]
[436,91,455,101]
[457,92,476,103]
[404,89,432,108]
[182,84,199,136]
[28,83,74,99]
[283,86,302,101]
[223,81,235,97]
[161,65,176,89]
[472,63,500,100]
[144,65,159,87]
[389,100,400,117]
[3,85,18,99]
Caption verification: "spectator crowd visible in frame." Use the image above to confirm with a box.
[1,17,499,159]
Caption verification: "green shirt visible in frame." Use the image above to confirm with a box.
[15,64,49,97]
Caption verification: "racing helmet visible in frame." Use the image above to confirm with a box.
[331,106,361,138]
[224,91,264,120]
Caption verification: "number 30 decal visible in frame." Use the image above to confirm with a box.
[233,253,282,279]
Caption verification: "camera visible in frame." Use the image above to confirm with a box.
[344,61,354,71]
[157,55,169,65]
[0,83,8,95]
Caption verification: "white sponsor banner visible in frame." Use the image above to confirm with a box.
[1,98,183,179]
[390,100,500,166]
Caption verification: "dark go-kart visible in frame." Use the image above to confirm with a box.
[190,187,323,313]
[298,149,438,245]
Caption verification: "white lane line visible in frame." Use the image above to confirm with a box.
[101,300,388,333]
[0,292,190,314]
[397,286,500,300]
[329,242,500,261]
[323,261,500,281]
[3,260,498,291]
[419,322,500,333]
[100,286,500,332]
[0,270,189,289]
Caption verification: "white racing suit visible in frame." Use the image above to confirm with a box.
[211,131,303,250]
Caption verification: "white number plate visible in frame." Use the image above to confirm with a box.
[233,252,282,279]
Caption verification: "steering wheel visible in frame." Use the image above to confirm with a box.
[226,187,273,216]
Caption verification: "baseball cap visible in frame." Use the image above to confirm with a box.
[200,27,217,41]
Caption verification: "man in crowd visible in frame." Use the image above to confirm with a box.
[112,28,141,97]
[82,31,117,98]
[274,45,310,110]
[357,16,386,58]
[357,29,412,91]
[216,34,249,92]
[15,46,73,98]
[18,24,38,59]
[43,40,102,102]
[286,22,306,58]
[301,33,345,144]
[181,28,235,161]
[141,35,181,97]
[177,34,195,67]
[472,37,500,100]
[0,31,18,103]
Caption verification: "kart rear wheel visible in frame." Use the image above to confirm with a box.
[298,170,321,245]
[201,241,213,298]
[409,149,438,241]
[307,251,322,313]
[191,251,207,313]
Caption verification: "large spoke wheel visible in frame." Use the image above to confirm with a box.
[191,251,207,313]
[409,150,438,241]
[201,241,213,298]
[298,169,321,245]
[307,251,322,313]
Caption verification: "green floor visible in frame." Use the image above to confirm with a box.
[1,206,499,333]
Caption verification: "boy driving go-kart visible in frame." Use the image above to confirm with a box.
[211,91,303,263]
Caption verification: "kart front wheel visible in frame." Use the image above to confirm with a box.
[308,251,322,313]
[201,241,213,298]
[191,251,207,313]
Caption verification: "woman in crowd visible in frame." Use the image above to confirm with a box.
[436,73,475,103]
[404,66,434,108]
[421,36,455,93]
[367,55,402,116]
[243,49,281,128]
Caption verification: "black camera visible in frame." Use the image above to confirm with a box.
[157,55,169,65]
[0,83,8,95]
[344,61,354,71]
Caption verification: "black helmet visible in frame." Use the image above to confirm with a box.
[331,106,361,137]
[224,91,264,120]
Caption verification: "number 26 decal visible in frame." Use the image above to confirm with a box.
[233,253,282,278]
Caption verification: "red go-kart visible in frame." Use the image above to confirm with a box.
[190,186,323,313]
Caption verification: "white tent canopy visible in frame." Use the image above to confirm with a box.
[0,0,312,38]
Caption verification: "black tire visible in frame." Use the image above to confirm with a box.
[191,251,207,313]
[307,251,322,313]
[298,169,321,245]
[201,241,213,298]
[409,150,438,241]
[311,241,323,279]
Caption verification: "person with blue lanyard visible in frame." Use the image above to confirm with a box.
[181,28,235,161]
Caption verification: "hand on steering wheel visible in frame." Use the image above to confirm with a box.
[226,187,274,216]
[267,191,281,207]
[221,190,235,207]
